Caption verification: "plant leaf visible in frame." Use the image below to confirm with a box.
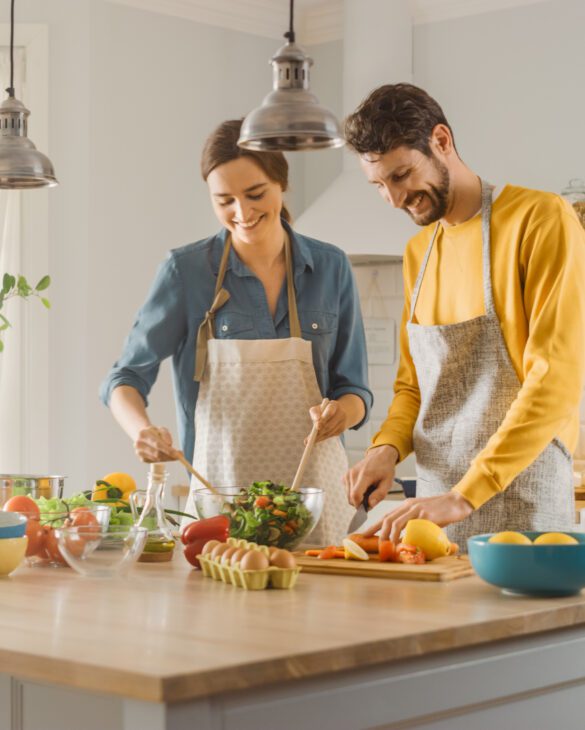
[17,275,32,297]
[35,275,51,291]
[0,339,4,352]
[2,273,15,294]
[41,297,51,309]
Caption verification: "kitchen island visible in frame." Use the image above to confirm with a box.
[1,557,585,730]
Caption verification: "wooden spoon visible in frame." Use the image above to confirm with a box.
[173,451,220,496]
[290,398,330,492]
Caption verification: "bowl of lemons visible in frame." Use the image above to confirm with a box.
[468,531,585,597]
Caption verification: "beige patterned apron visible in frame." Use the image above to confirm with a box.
[184,234,354,545]
[408,181,574,550]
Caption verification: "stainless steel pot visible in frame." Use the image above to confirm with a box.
[0,474,65,506]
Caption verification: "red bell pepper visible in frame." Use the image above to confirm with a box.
[180,515,230,546]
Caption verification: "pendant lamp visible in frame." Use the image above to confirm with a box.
[238,0,344,151]
[0,0,58,188]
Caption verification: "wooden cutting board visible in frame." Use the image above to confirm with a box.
[295,553,474,582]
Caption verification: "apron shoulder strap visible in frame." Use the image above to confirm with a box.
[284,233,301,338]
[194,237,232,382]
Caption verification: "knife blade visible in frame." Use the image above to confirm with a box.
[346,485,377,534]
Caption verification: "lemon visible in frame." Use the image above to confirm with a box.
[488,531,532,545]
[403,519,452,560]
[533,532,579,545]
[342,538,369,561]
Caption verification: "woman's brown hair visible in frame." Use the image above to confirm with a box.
[201,119,292,222]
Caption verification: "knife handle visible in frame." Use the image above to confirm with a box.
[362,484,377,512]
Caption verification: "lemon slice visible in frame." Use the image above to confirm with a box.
[342,538,370,561]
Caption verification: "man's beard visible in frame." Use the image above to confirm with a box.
[402,156,450,226]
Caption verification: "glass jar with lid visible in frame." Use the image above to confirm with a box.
[561,179,585,229]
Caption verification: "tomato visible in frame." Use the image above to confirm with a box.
[43,526,67,566]
[3,495,40,519]
[25,518,45,558]
[64,507,100,539]
[180,516,230,545]
[254,496,271,509]
[183,538,209,569]
[379,539,397,563]
[396,543,426,565]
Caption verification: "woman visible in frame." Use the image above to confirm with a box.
[100,119,372,544]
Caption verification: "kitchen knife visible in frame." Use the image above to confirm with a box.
[346,485,377,534]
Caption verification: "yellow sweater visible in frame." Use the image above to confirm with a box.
[372,185,585,509]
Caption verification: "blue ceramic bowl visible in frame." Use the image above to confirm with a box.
[0,511,27,539]
[468,532,585,597]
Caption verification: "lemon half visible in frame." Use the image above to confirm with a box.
[488,531,532,545]
[533,532,579,545]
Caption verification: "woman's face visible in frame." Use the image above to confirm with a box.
[207,157,284,245]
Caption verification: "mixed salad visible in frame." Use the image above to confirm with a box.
[35,493,148,528]
[227,481,314,549]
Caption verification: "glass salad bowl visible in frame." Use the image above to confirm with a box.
[193,483,324,550]
[54,524,148,578]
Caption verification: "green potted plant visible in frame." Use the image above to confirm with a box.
[0,273,50,352]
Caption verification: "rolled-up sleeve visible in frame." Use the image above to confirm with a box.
[328,256,373,428]
[99,253,188,407]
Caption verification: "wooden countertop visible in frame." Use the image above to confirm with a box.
[2,557,585,703]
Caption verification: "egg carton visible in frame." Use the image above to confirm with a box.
[197,537,301,590]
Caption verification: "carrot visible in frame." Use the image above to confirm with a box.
[304,549,322,557]
[318,545,343,560]
[272,509,288,518]
[347,534,380,554]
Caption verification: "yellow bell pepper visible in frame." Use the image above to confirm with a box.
[92,472,137,507]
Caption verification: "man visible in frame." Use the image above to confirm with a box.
[343,83,585,549]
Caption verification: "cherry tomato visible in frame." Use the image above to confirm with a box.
[43,526,67,566]
[183,538,209,569]
[180,515,230,545]
[25,518,45,558]
[3,495,40,519]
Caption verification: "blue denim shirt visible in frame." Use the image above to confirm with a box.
[100,221,372,464]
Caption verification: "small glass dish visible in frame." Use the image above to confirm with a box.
[54,524,148,578]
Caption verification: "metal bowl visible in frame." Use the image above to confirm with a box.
[0,475,65,506]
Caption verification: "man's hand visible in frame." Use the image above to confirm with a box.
[134,425,176,462]
[342,445,400,509]
[362,491,474,544]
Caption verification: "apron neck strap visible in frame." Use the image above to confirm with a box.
[194,230,301,381]
[409,178,494,322]
[284,233,301,338]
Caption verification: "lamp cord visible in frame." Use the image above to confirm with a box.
[6,0,15,97]
[283,0,295,43]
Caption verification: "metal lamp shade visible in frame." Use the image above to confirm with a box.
[238,41,344,152]
[0,96,58,189]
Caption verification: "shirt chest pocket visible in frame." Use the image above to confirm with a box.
[214,312,256,339]
[297,310,338,338]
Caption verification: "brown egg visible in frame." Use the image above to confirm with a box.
[221,547,239,566]
[269,549,297,570]
[230,548,248,567]
[267,547,280,561]
[202,539,220,556]
[210,543,231,561]
[240,550,270,571]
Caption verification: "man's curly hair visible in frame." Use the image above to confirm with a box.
[344,83,455,157]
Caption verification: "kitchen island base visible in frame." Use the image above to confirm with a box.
[3,623,585,730]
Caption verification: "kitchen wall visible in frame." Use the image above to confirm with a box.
[413,0,585,469]
[0,0,343,493]
[2,0,584,492]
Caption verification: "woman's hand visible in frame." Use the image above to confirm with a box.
[308,394,366,444]
[308,400,346,442]
[361,491,474,545]
[133,425,177,463]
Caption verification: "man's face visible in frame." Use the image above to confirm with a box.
[359,145,450,226]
